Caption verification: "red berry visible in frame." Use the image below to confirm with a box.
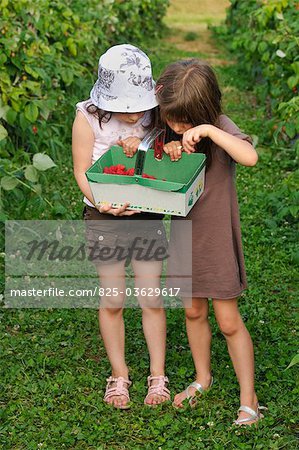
[142,173,156,179]
[32,126,38,134]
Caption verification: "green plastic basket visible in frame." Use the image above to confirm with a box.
[86,146,206,216]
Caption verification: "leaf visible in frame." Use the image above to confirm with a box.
[19,113,29,131]
[0,211,8,222]
[6,109,17,125]
[24,165,39,182]
[11,99,21,112]
[258,41,268,53]
[67,38,77,56]
[286,354,299,370]
[0,124,8,141]
[276,49,286,58]
[251,135,259,148]
[53,202,67,215]
[291,62,299,76]
[24,103,39,122]
[0,105,10,120]
[0,53,7,65]
[60,69,74,86]
[287,75,298,90]
[1,176,19,191]
[33,153,56,171]
[24,64,40,79]
[285,122,296,139]
[33,184,42,195]
[289,206,298,217]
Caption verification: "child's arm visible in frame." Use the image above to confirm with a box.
[72,112,140,216]
[182,124,258,167]
[72,111,95,205]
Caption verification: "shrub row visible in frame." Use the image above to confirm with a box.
[219,0,298,145]
[216,0,298,227]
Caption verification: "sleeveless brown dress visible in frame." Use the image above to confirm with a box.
[167,115,252,299]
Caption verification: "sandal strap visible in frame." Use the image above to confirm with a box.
[186,382,203,398]
[147,375,169,385]
[104,376,131,402]
[145,375,170,399]
[185,377,213,399]
[234,405,260,425]
[238,405,259,418]
[258,404,268,411]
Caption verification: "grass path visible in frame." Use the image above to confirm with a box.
[164,0,230,64]
[1,2,298,449]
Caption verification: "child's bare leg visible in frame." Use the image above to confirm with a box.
[212,298,258,424]
[173,297,212,407]
[97,261,129,408]
[131,259,168,405]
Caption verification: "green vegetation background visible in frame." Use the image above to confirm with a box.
[0,0,298,448]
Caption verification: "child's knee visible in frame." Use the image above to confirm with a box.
[100,306,123,314]
[185,305,208,321]
[217,315,242,336]
[100,296,125,311]
[140,298,164,310]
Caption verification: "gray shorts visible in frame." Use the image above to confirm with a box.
[83,206,168,265]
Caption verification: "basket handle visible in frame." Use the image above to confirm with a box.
[135,128,164,175]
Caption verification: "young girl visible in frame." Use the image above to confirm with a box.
[156,59,263,425]
[72,44,170,409]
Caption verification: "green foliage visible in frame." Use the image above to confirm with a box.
[286,353,299,369]
[0,0,169,219]
[214,0,298,238]
[215,0,299,143]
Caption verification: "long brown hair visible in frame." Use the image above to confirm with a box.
[156,59,222,169]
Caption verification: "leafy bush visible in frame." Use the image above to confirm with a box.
[0,0,169,219]
[216,0,298,145]
[215,0,298,228]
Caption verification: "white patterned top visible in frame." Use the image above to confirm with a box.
[76,99,152,207]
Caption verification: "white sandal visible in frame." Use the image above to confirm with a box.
[173,377,213,409]
[234,404,267,426]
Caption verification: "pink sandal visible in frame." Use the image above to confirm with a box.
[144,375,171,406]
[104,376,132,409]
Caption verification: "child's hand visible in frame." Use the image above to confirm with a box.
[117,137,141,158]
[163,140,183,162]
[96,202,140,216]
[182,125,211,153]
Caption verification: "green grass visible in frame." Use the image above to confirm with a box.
[1,35,298,450]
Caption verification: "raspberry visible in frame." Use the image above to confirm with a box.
[142,173,156,179]
[103,165,158,179]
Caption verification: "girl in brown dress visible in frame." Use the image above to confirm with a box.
[156,60,264,425]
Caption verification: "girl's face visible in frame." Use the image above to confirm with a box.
[114,112,145,124]
[166,119,192,135]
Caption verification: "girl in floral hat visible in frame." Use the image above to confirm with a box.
[72,44,170,409]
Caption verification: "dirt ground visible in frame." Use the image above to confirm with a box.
[164,0,231,63]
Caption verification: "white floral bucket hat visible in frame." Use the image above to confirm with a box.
[90,44,158,113]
